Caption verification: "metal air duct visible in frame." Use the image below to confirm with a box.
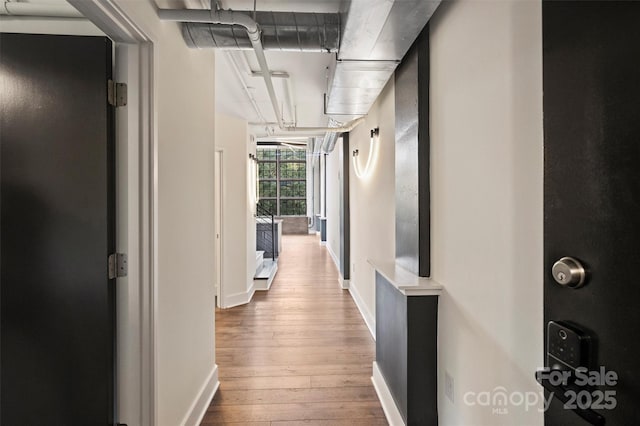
[320,118,343,153]
[182,11,341,52]
[322,132,339,154]
[325,0,441,116]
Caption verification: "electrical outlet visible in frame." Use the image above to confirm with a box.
[445,372,454,404]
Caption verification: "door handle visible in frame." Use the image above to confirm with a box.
[536,374,605,426]
[552,257,586,288]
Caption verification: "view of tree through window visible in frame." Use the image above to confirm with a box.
[257,147,307,216]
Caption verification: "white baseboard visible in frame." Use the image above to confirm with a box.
[324,243,350,290]
[326,242,340,271]
[224,282,255,308]
[181,364,220,426]
[372,362,405,426]
[348,281,376,340]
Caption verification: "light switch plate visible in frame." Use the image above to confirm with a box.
[445,371,454,403]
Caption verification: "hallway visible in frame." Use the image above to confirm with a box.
[202,234,387,424]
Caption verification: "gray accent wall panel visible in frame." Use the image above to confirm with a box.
[320,218,327,242]
[376,273,409,419]
[395,45,421,275]
[376,272,438,425]
[394,25,431,277]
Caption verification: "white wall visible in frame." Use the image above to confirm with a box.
[85,1,218,424]
[154,19,216,426]
[214,113,255,307]
[430,1,543,424]
[346,2,544,424]
[325,138,342,270]
[348,78,396,336]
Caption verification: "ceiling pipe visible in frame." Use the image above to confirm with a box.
[250,71,296,126]
[158,8,364,135]
[252,117,365,138]
[1,1,84,18]
[158,8,285,128]
[181,11,340,52]
[224,51,269,127]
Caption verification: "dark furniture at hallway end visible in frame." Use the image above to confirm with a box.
[370,260,442,426]
[256,218,282,259]
[319,216,327,243]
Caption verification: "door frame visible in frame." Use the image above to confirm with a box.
[214,150,224,309]
[67,1,157,424]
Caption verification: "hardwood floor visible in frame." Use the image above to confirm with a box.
[202,234,387,425]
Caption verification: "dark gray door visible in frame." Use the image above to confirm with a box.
[543,2,640,425]
[0,33,115,425]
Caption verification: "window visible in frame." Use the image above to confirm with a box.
[257,147,307,216]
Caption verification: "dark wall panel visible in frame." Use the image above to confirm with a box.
[395,45,420,275]
[340,134,350,280]
[376,273,409,422]
[395,25,431,277]
[407,296,438,424]
[376,272,438,425]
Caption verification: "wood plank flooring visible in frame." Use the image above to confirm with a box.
[202,234,387,425]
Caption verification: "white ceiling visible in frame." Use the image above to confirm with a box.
[214,0,345,133]
[215,50,334,128]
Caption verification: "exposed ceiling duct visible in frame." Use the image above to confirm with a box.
[182,11,341,52]
[159,1,441,137]
[159,7,363,135]
[325,0,441,117]
[320,118,342,153]
[322,132,340,154]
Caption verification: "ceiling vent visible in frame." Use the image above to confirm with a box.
[325,0,441,117]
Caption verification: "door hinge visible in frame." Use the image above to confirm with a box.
[108,253,128,279]
[107,79,128,107]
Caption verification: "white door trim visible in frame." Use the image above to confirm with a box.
[67,1,157,425]
[214,150,224,309]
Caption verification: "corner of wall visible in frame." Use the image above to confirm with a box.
[347,77,395,344]
[348,279,376,340]
[179,364,220,426]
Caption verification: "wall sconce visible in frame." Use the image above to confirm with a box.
[249,153,259,205]
[353,127,379,179]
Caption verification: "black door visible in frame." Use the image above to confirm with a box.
[0,33,115,424]
[543,2,640,425]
